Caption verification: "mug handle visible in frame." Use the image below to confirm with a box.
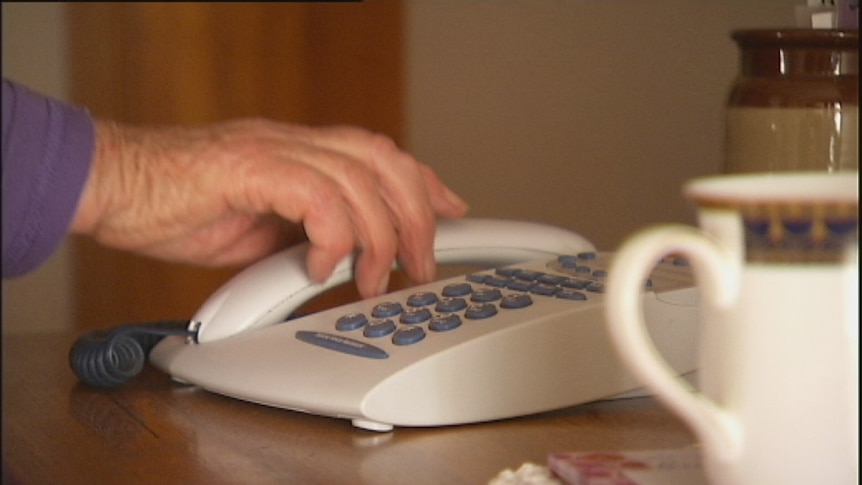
[605,225,741,457]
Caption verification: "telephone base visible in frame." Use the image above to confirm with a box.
[150,252,699,430]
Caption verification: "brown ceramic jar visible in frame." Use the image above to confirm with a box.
[724,29,859,174]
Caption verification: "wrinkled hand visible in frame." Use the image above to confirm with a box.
[71,119,469,298]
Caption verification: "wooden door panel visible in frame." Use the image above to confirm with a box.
[67,2,403,329]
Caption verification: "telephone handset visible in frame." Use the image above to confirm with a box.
[190,218,597,343]
[70,218,594,389]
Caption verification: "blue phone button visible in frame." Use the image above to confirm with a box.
[392,326,426,346]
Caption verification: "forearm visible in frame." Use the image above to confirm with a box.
[70,120,148,240]
[71,119,312,265]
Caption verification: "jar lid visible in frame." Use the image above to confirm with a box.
[731,28,858,77]
[731,29,859,49]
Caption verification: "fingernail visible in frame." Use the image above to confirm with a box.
[376,273,391,296]
[424,255,437,283]
[446,188,469,213]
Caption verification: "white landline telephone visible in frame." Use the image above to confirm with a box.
[145,218,699,431]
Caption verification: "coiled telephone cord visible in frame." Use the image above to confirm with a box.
[69,321,195,388]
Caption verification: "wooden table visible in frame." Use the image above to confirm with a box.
[2,332,696,484]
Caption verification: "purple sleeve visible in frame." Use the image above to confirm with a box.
[2,78,95,278]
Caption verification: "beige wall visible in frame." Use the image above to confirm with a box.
[3,1,799,334]
[2,2,74,334]
[405,0,797,250]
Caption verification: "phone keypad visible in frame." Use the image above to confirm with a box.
[295,252,622,358]
[294,252,691,358]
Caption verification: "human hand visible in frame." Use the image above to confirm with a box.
[71,119,469,298]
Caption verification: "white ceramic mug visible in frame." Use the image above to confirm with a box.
[605,172,858,485]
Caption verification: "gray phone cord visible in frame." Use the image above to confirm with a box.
[69,321,196,388]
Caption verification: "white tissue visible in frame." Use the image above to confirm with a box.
[488,463,563,485]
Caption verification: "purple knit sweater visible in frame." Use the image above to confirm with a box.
[2,78,94,278]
